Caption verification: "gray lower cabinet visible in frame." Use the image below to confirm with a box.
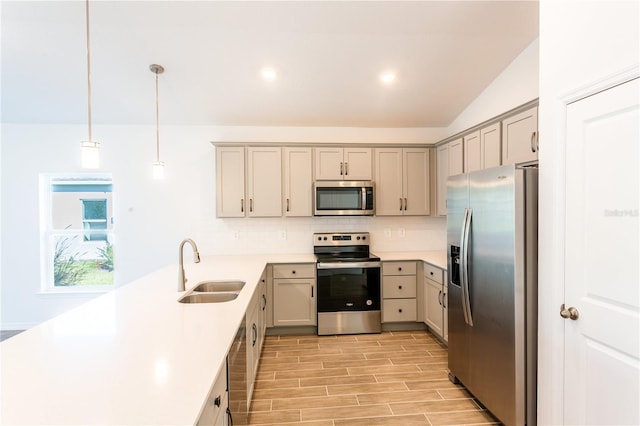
[197,361,229,426]
[272,264,316,326]
[382,261,418,323]
[423,262,448,342]
[246,277,266,408]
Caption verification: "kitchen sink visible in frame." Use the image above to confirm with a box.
[192,280,245,293]
[178,292,239,304]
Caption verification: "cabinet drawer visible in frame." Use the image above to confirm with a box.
[383,276,417,298]
[383,299,417,322]
[273,263,315,279]
[382,261,417,276]
[424,263,443,285]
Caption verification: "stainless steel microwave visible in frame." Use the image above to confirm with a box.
[313,181,375,216]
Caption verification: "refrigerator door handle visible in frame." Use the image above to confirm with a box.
[461,207,474,326]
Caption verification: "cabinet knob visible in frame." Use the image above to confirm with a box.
[398,308,403,313]
[398,285,402,290]
[398,267,402,271]
[292,270,296,274]
[430,271,434,276]
[214,396,221,407]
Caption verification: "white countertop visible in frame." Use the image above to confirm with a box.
[375,250,447,269]
[0,253,315,425]
[0,251,445,425]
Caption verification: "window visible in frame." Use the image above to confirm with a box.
[41,174,115,291]
[82,199,108,241]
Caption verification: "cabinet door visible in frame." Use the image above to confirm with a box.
[283,147,312,217]
[448,138,464,176]
[464,131,481,173]
[255,276,267,354]
[246,299,260,404]
[443,278,448,343]
[314,147,344,180]
[502,106,538,165]
[436,144,449,216]
[197,362,228,426]
[480,122,501,169]
[343,147,373,180]
[403,148,430,216]
[247,147,282,217]
[216,147,245,217]
[273,278,316,326]
[374,148,403,216]
[424,278,444,339]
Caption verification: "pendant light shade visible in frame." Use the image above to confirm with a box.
[81,141,100,169]
[150,64,165,180]
[80,0,100,169]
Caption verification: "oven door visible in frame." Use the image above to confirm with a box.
[316,262,381,312]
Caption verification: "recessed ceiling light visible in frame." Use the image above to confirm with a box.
[261,67,278,81]
[380,71,396,84]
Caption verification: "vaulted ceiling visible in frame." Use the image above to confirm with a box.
[1,1,539,128]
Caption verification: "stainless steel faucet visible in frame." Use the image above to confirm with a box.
[178,238,201,291]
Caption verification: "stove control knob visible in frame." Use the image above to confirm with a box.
[317,236,322,241]
[362,236,367,240]
[323,236,328,240]
[356,236,361,240]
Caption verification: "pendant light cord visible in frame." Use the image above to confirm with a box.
[85,0,93,142]
[155,70,160,162]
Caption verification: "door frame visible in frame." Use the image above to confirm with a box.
[537,65,639,425]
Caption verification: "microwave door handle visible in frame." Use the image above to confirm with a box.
[362,187,366,210]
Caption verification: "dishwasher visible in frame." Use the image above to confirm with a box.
[227,318,247,425]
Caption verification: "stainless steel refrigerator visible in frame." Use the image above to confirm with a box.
[447,164,537,426]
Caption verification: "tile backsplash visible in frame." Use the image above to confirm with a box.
[198,215,446,255]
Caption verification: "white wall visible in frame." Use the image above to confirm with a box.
[0,124,446,329]
[537,0,639,424]
[447,38,539,136]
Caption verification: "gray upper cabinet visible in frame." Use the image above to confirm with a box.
[502,106,538,165]
[314,147,372,181]
[216,146,246,218]
[465,122,502,172]
[375,147,430,216]
[283,147,312,217]
[436,139,463,217]
[216,146,282,218]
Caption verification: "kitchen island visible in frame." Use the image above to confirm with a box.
[1,250,448,424]
[0,254,314,425]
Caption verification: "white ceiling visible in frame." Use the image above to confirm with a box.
[1,1,539,128]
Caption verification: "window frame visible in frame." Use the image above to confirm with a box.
[40,173,115,293]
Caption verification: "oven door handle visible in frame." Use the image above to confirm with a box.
[317,261,381,269]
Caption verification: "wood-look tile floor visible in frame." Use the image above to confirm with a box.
[248,330,500,425]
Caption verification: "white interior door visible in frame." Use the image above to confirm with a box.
[564,77,639,425]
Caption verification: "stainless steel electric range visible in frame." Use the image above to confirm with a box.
[314,232,381,335]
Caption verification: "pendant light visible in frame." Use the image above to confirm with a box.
[150,64,165,179]
[80,0,100,169]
